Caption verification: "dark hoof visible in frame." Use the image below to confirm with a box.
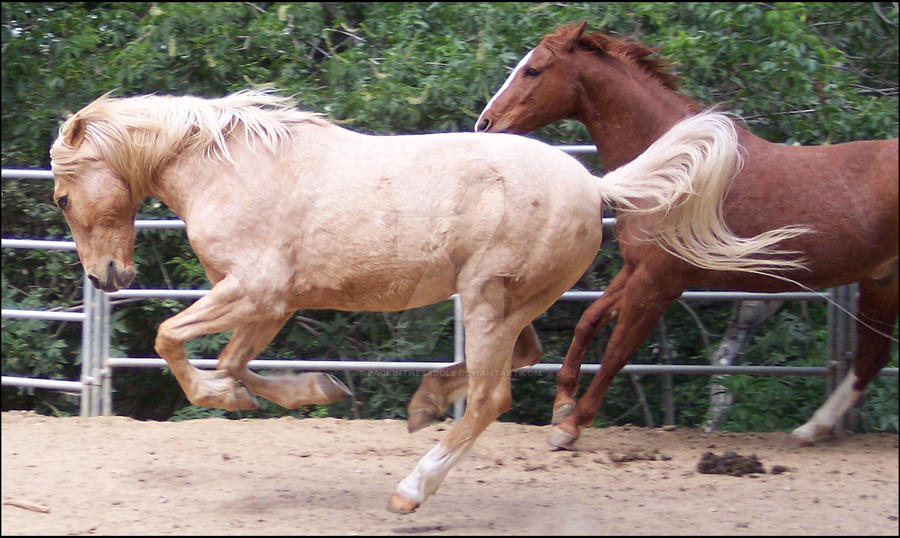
[317,373,352,403]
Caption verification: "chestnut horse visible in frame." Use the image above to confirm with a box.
[49,90,804,512]
[412,22,898,448]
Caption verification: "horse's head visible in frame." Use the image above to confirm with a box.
[475,22,589,134]
[50,107,138,292]
[475,23,679,138]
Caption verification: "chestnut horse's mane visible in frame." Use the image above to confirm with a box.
[542,24,682,92]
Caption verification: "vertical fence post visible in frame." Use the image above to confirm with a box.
[80,273,96,417]
[453,295,465,421]
[99,289,112,415]
[80,273,112,417]
[827,284,858,386]
[657,318,675,425]
[79,273,90,417]
[827,283,858,431]
[89,276,101,417]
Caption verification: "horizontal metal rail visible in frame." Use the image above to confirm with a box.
[554,145,599,154]
[1,375,83,391]
[102,288,829,302]
[1,169,54,180]
[2,238,77,250]
[106,357,897,377]
[561,290,828,302]
[2,309,86,322]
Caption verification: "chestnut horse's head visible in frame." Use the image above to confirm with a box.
[475,22,589,134]
[49,96,141,292]
[475,22,679,135]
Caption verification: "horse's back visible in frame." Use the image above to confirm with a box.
[351,130,604,231]
[281,127,605,311]
[737,136,897,229]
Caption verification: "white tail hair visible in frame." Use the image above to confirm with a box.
[597,110,810,275]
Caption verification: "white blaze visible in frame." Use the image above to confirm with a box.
[475,49,536,131]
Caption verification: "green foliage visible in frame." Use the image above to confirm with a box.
[715,326,828,432]
[856,377,900,433]
[169,404,227,422]
[2,3,897,431]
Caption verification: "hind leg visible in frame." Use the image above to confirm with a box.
[792,275,898,445]
[406,323,542,432]
[389,331,517,513]
[552,268,629,425]
[390,279,526,513]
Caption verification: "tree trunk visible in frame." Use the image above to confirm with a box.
[703,300,784,432]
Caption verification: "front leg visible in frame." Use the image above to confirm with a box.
[217,317,352,409]
[154,276,268,411]
[551,273,677,450]
[553,269,629,425]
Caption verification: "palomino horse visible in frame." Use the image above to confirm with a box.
[50,90,805,512]
[465,22,898,448]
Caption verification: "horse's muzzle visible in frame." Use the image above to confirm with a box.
[88,261,135,293]
[474,116,514,134]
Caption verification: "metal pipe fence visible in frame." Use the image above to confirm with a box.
[3,163,896,418]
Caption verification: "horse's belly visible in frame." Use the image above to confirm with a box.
[289,259,457,312]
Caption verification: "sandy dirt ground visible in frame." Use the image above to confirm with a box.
[2,410,897,536]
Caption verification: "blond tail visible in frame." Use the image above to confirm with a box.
[597,110,810,276]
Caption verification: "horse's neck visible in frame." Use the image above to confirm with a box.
[149,121,347,223]
[575,56,700,170]
[151,150,229,221]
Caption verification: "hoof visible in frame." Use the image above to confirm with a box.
[191,371,259,411]
[226,389,259,411]
[264,372,352,409]
[551,403,575,425]
[791,423,833,447]
[387,493,419,514]
[314,373,353,403]
[407,408,440,433]
[548,425,578,450]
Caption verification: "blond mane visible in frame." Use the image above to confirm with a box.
[50,89,326,201]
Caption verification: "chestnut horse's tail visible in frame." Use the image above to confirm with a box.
[597,110,810,276]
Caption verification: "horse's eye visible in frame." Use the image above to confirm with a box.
[55,195,69,210]
[523,67,540,78]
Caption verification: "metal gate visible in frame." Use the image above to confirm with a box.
[2,165,895,418]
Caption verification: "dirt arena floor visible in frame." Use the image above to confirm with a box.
[2,410,897,535]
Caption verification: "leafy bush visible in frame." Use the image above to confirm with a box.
[2,3,896,431]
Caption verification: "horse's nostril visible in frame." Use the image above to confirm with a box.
[88,274,100,289]
[476,117,492,132]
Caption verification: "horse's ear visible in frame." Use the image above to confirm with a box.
[65,116,86,148]
[575,21,588,37]
[565,21,588,49]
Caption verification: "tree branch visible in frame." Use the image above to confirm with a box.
[873,2,897,27]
